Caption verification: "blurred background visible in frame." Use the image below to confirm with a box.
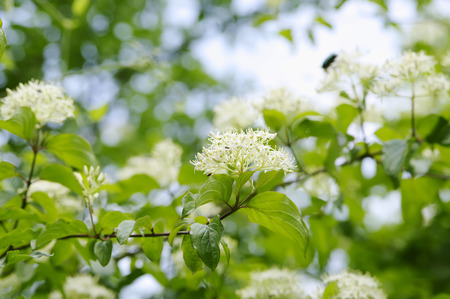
[0,0,449,298]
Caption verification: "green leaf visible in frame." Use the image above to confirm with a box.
[294,119,335,139]
[401,177,442,226]
[0,207,40,221]
[243,191,309,256]
[181,192,196,218]
[168,219,194,246]
[190,215,224,271]
[255,171,284,191]
[335,104,358,133]
[29,192,58,222]
[235,171,254,192]
[94,240,112,267]
[382,139,407,178]
[5,250,30,265]
[182,235,203,273]
[98,211,129,233]
[39,164,83,195]
[116,220,136,245]
[72,0,90,17]
[45,134,97,170]
[36,219,89,247]
[50,240,73,266]
[0,22,6,58]
[105,174,159,203]
[89,104,108,122]
[135,215,152,236]
[263,109,287,131]
[0,161,19,180]
[142,222,164,263]
[0,228,40,250]
[220,239,230,265]
[0,107,36,140]
[279,29,293,42]
[315,16,332,28]
[375,127,404,141]
[253,14,276,26]
[196,175,233,207]
[323,282,339,299]
[420,116,450,145]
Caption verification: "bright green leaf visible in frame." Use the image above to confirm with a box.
[243,191,309,256]
[196,175,233,207]
[39,164,83,195]
[0,161,18,180]
[36,219,89,247]
[116,220,136,245]
[382,139,407,178]
[142,222,164,263]
[181,192,196,218]
[0,107,36,140]
[190,215,224,270]
[279,29,293,42]
[263,109,287,131]
[45,134,97,170]
[182,235,203,273]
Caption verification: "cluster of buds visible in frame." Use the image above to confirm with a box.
[74,166,106,202]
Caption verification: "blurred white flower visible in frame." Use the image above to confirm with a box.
[74,166,106,202]
[421,74,450,94]
[322,269,386,299]
[384,51,435,81]
[236,268,309,299]
[119,139,182,186]
[442,52,450,68]
[49,274,115,299]
[213,97,259,129]
[28,180,82,213]
[191,128,295,175]
[317,51,379,96]
[0,80,75,126]
[0,274,20,298]
[256,88,303,118]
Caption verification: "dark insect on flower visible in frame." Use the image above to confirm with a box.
[207,173,212,176]
[322,53,338,71]
[225,146,230,149]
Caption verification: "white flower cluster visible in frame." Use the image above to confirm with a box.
[74,166,106,202]
[49,274,115,299]
[119,139,182,186]
[236,268,309,299]
[322,269,386,299]
[213,97,259,129]
[317,51,379,95]
[28,181,82,213]
[372,51,450,96]
[257,88,303,117]
[191,128,295,175]
[0,79,75,126]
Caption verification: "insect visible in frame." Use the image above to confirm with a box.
[322,53,337,71]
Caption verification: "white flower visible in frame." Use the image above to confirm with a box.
[191,128,295,175]
[119,139,182,186]
[213,97,259,129]
[322,269,386,299]
[421,73,450,94]
[74,166,106,202]
[442,52,450,68]
[257,88,303,118]
[0,79,75,126]
[50,274,115,299]
[384,51,435,81]
[236,268,309,299]
[0,274,21,298]
[28,181,82,213]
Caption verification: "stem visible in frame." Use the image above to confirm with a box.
[411,83,416,138]
[88,200,99,237]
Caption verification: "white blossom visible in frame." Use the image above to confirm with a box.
[236,268,309,299]
[421,73,450,94]
[317,51,379,96]
[74,166,106,202]
[213,97,259,129]
[322,269,386,299]
[119,139,182,186]
[28,181,82,213]
[442,52,450,68]
[49,274,115,299]
[384,51,435,81]
[0,79,75,126]
[191,128,295,175]
[0,274,21,298]
[257,88,303,118]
